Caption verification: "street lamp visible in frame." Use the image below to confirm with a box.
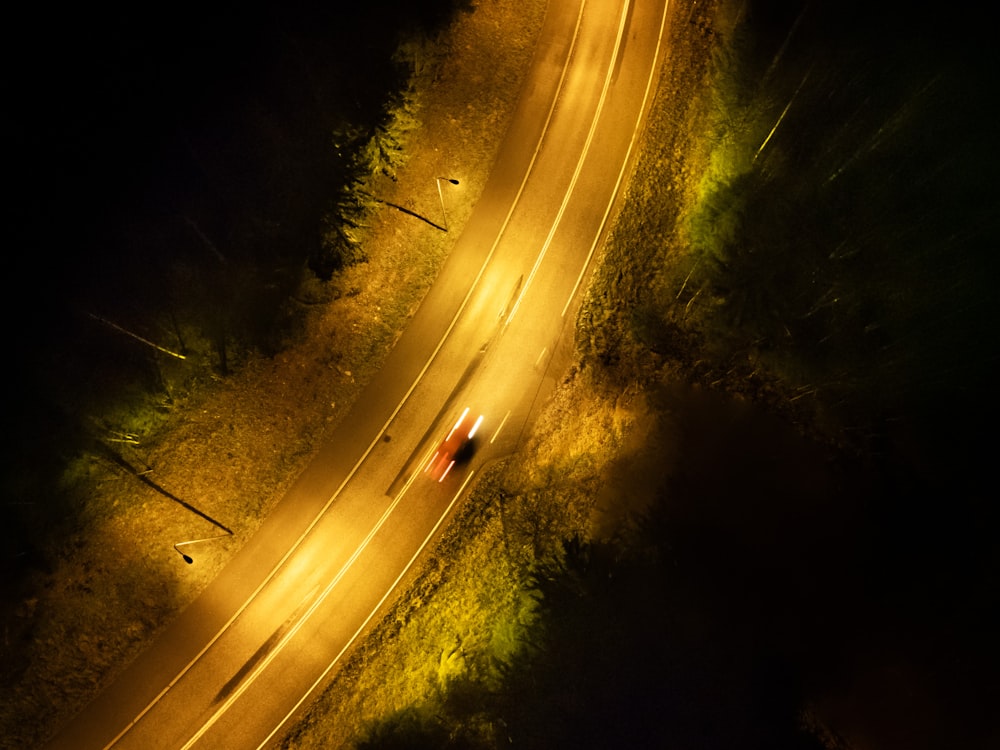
[436,177,460,231]
[174,530,233,564]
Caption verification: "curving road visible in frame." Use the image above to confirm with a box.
[44,0,672,747]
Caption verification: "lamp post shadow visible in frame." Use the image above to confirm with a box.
[97,444,234,563]
[99,444,233,536]
[379,199,448,232]
[134,474,234,564]
[369,177,459,232]
[134,473,233,537]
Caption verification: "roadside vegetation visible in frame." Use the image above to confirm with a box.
[1,1,538,747]
[284,1,998,749]
[3,0,996,749]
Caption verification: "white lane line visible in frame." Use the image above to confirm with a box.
[256,471,477,750]
[181,465,431,750]
[561,1,672,318]
[490,410,512,445]
[104,3,591,749]
[504,0,633,328]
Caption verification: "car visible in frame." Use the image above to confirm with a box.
[424,407,483,482]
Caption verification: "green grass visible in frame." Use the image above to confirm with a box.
[281,364,657,748]
[277,3,726,747]
[0,3,552,749]
[10,0,991,747]
[678,0,1000,444]
[279,0,998,747]
[280,466,531,748]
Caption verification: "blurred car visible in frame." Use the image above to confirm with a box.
[424,407,483,482]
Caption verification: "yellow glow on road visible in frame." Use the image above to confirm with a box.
[93,0,677,744]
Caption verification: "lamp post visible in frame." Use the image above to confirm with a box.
[436,177,460,231]
[174,530,232,564]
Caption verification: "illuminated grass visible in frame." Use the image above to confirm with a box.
[0,2,548,748]
[289,0,996,745]
[281,465,538,749]
[280,2,723,747]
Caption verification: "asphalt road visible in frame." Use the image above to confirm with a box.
[44,0,671,747]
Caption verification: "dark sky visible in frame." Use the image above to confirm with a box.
[6,3,464,350]
[11,6,314,265]
[8,7,273,328]
[3,1,472,477]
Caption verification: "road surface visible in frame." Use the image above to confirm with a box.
[44,0,672,747]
